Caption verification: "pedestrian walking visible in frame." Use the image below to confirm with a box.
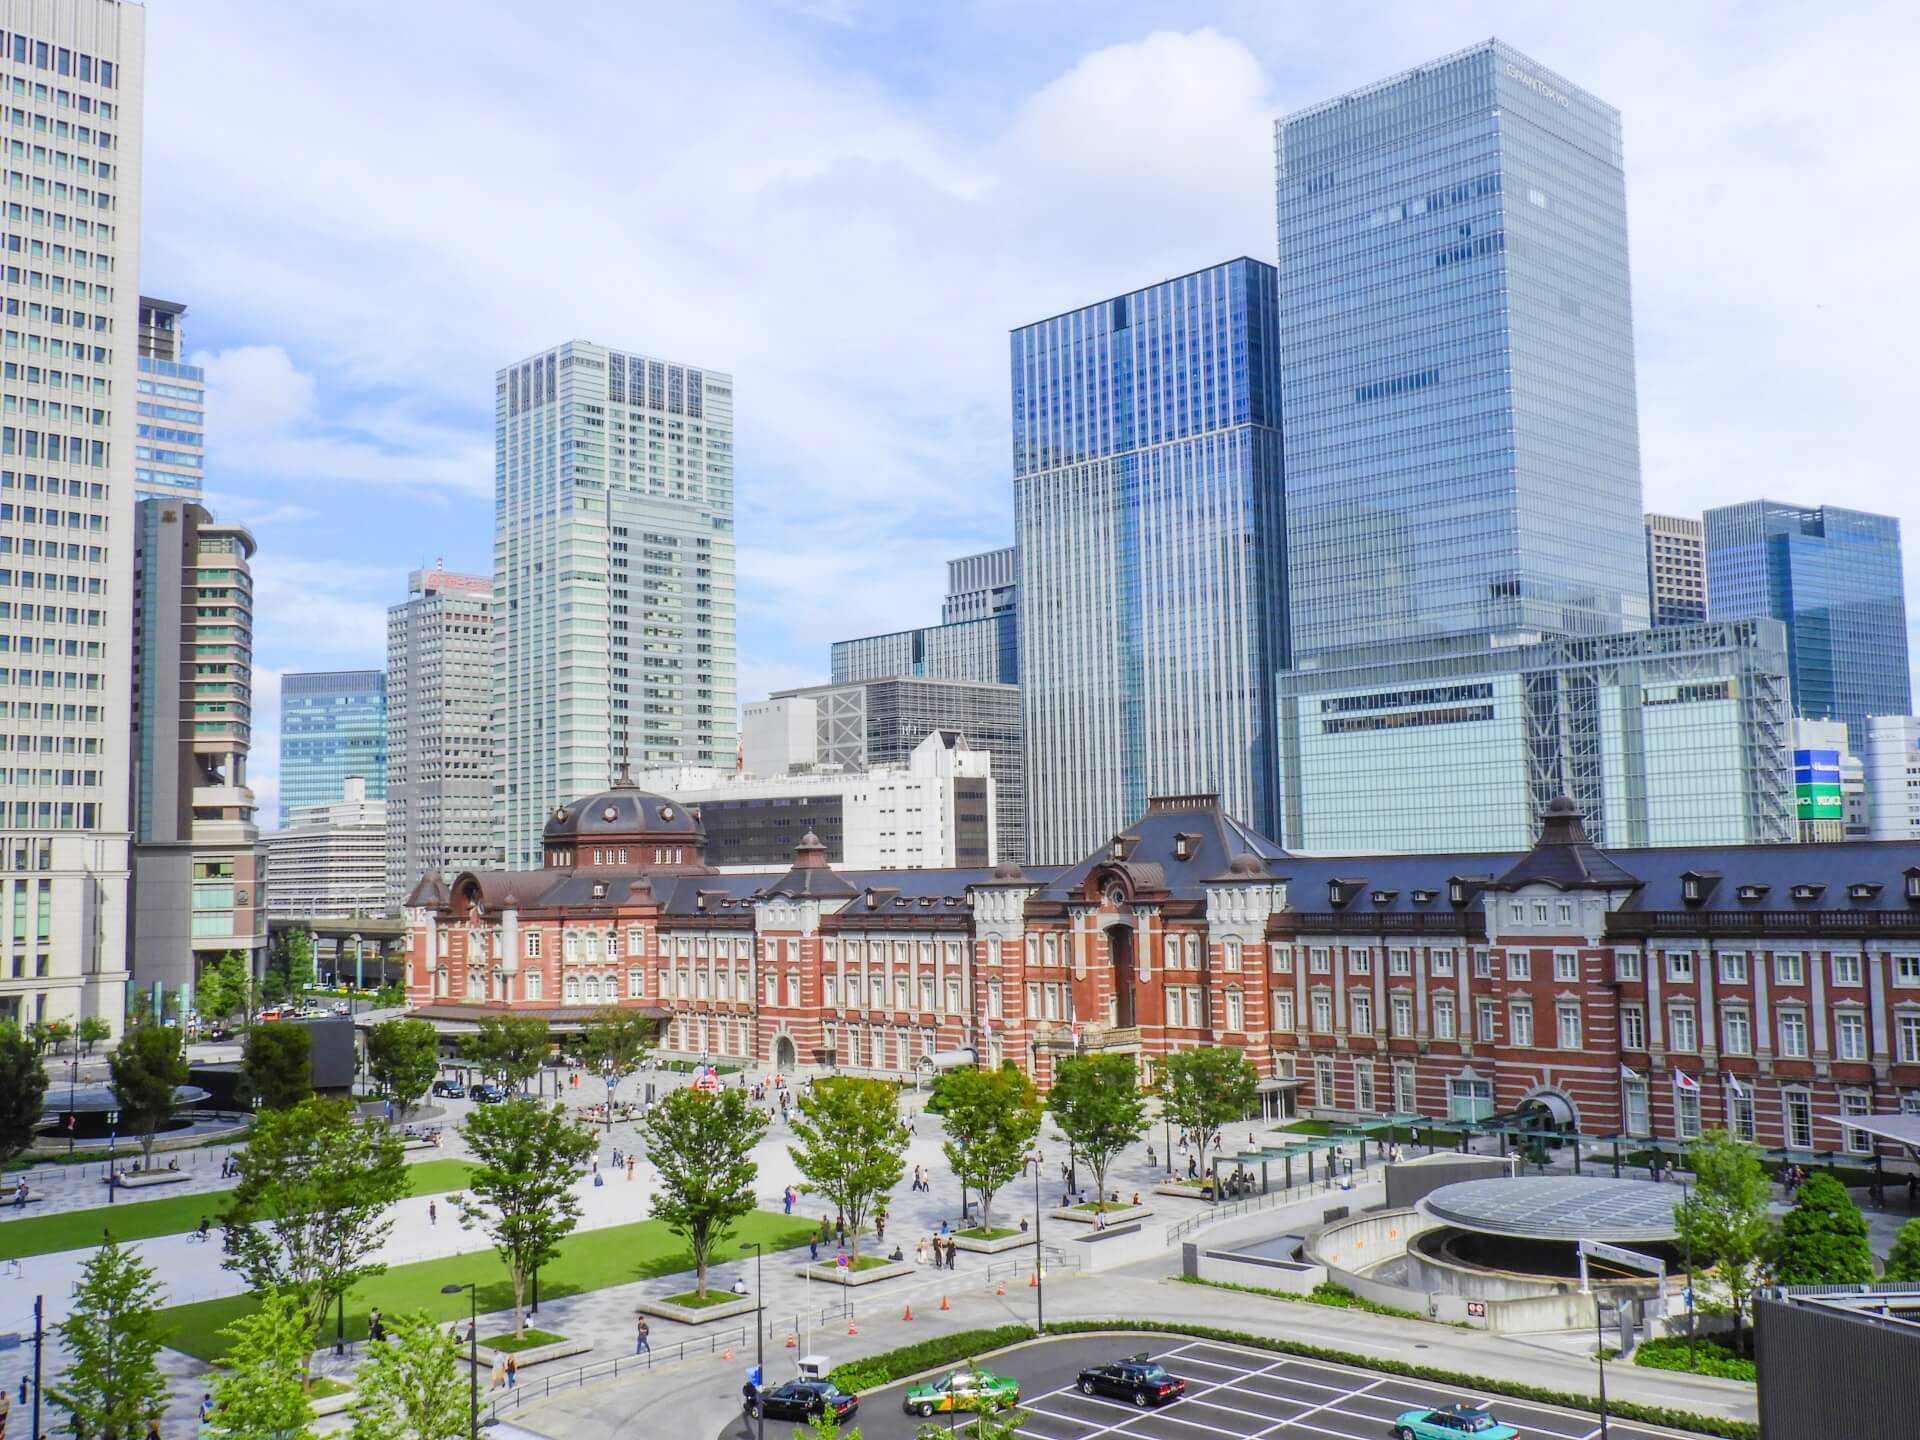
[636,1316,651,1354]
[429,1200,437,1226]
[489,1354,506,1391]
[627,1155,635,1182]
[506,1354,518,1388]
[946,1237,958,1270]
[782,1186,794,1215]
[809,1235,819,1262]
[835,1216,846,1247]
[875,1213,886,1245]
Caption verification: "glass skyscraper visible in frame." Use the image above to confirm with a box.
[1011,259,1286,862]
[278,670,387,827]
[1275,39,1647,657]
[1703,500,1912,747]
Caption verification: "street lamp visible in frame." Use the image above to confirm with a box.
[740,1241,765,1440]
[440,1281,478,1440]
[1030,1152,1045,1333]
[1680,1174,1696,1372]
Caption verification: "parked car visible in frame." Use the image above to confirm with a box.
[1075,1355,1186,1408]
[903,1368,1019,1416]
[1391,1404,1519,1439]
[468,1082,510,1104]
[430,1079,467,1099]
[330,1001,352,1016]
[747,1380,858,1425]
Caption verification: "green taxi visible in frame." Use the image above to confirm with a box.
[902,1367,1021,1417]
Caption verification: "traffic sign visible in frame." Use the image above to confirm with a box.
[1465,1301,1486,1318]
[835,1252,848,1270]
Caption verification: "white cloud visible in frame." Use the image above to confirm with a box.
[195,345,315,437]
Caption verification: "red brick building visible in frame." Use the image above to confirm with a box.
[406,777,1920,1166]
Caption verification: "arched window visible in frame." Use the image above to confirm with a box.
[583,975,601,1003]
[564,974,581,1003]
[525,930,542,958]
[585,933,601,962]
[564,931,578,961]
[525,970,543,1000]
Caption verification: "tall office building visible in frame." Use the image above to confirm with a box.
[133,296,202,499]
[831,544,1019,686]
[1645,513,1707,627]
[1703,500,1912,747]
[278,670,386,826]
[494,342,737,869]
[130,499,264,1001]
[1865,715,1920,841]
[0,3,144,1034]
[264,777,386,922]
[1276,40,1646,657]
[1786,717,1865,844]
[1011,259,1287,861]
[386,564,494,906]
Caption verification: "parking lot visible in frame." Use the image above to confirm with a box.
[801,1333,1721,1440]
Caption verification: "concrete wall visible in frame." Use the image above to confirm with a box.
[1383,1153,1515,1211]
[1189,1245,1326,1294]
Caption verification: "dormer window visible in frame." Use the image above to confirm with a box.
[1111,836,1126,862]
[1447,877,1469,908]
[1848,882,1882,902]
[1907,868,1920,903]
[1411,889,1437,906]
[1791,883,1825,903]
[1327,879,1364,910]
[591,882,608,900]
[1370,890,1398,906]
[1682,876,1702,905]
[1173,832,1199,861]
[1736,884,1769,903]
[1679,870,1721,907]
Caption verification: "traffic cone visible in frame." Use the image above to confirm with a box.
[939,1294,950,1311]
[848,1319,859,1336]
[723,1346,733,1361]
[995,1280,1005,1297]
[785,1333,797,1348]
[903,1303,914,1322]
[1028,1270,1037,1288]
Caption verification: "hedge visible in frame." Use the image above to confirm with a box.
[1176,1273,1430,1324]
[1037,1321,1758,1440]
[1632,1336,1756,1383]
[826,1324,1035,1393]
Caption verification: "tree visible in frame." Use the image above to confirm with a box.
[197,951,253,1029]
[1673,1129,1774,1353]
[77,1014,113,1056]
[25,1019,53,1056]
[1884,1216,1920,1282]
[244,1022,315,1110]
[212,1290,318,1435]
[935,1066,1042,1231]
[51,1239,168,1439]
[636,1085,767,1299]
[452,1099,595,1337]
[1158,1046,1259,1190]
[0,1023,48,1164]
[44,1018,73,1056]
[348,1309,468,1440]
[574,1006,654,1081]
[366,1018,441,1118]
[1772,1171,1874,1284]
[221,1098,409,1368]
[459,1015,550,1091]
[787,1077,908,1263]
[263,927,317,1006]
[108,1022,189,1165]
[375,978,407,1009]
[1047,1054,1149,1209]
[798,1405,865,1440]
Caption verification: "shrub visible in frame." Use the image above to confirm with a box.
[1176,1273,1430,1323]
[1632,1336,1755,1383]
[825,1324,1033,1393]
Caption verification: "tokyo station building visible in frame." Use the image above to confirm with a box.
[406,774,1920,1168]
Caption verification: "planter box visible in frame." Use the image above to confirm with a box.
[312,1388,356,1418]
[1048,1203,1154,1227]
[107,1169,189,1189]
[470,1335,592,1368]
[1153,1183,1212,1201]
[635,1293,761,1326]
[950,1228,1036,1254]
[793,1259,915,1287]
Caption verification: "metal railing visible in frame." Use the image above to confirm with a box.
[1162,1166,1379,1247]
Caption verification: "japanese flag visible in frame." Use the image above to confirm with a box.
[1673,1070,1700,1093]
[1619,1064,1640,1082]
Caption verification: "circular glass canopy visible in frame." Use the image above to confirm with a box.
[1419,1176,1679,1243]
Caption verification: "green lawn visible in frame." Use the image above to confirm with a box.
[811,1254,893,1272]
[660,1289,741,1308]
[0,1158,478,1261]
[480,1328,566,1351]
[957,1226,1018,1241]
[156,1209,814,1362]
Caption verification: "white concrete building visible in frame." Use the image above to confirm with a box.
[636,730,996,871]
[1789,717,1868,843]
[1866,715,1920,841]
[264,778,388,922]
[386,564,494,906]
[0,2,144,1035]
[493,342,737,869]
[741,695,814,776]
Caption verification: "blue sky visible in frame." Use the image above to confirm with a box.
[136,0,1920,823]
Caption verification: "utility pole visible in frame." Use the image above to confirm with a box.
[31,1293,43,1439]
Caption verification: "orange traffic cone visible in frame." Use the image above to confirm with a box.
[995,1280,1005,1297]
[848,1319,859,1336]
[939,1294,950,1311]
[903,1303,914,1322]
[785,1333,797,1348]
[723,1346,733,1362]
[1028,1270,1038,1288]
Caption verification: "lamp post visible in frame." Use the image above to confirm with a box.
[440,1282,478,1440]
[1163,1109,1172,1178]
[1030,1152,1045,1333]
[1680,1174,1696,1372]
[1595,1294,1610,1440]
[740,1241,765,1440]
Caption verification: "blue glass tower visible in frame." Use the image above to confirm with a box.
[1275,40,1647,657]
[278,670,387,826]
[1703,500,1912,747]
[1011,259,1286,863]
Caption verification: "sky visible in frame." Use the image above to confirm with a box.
[136,0,1920,826]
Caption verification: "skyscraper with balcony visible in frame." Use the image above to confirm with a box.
[1011,259,1287,862]
[134,296,203,499]
[494,343,737,869]
[386,564,494,905]
[278,671,387,826]
[1703,499,1912,748]
[1275,40,1647,657]
[0,2,144,1036]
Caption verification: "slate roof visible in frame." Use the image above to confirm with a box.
[1490,796,1642,891]
[542,766,705,842]
[1036,794,1290,903]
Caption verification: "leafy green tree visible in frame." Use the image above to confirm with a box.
[213,1290,318,1433]
[797,1404,865,1440]
[635,1085,767,1299]
[1884,1216,1920,1282]
[221,1098,409,1367]
[108,1021,189,1164]
[197,951,253,1029]
[263,928,316,1006]
[1772,1171,1874,1284]
[348,1309,469,1440]
[44,1018,72,1055]
[25,1019,53,1056]
[787,1077,908,1263]
[367,1018,441,1118]
[1674,1129,1775,1352]
[1047,1053,1149,1209]
[76,1014,113,1056]
[375,978,407,1009]
[1158,1046,1259,1188]
[51,1239,168,1439]
[935,1066,1042,1231]
[574,1006,654,1081]
[452,1099,596,1337]
[459,1015,550,1091]
[244,1022,315,1110]
[0,1022,49,1164]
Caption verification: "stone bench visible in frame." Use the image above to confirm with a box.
[106,1168,190,1189]
[0,1188,47,1210]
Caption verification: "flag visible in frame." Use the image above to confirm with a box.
[1619,1064,1640,1082]
[1673,1070,1699,1092]
[1726,1074,1747,1097]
